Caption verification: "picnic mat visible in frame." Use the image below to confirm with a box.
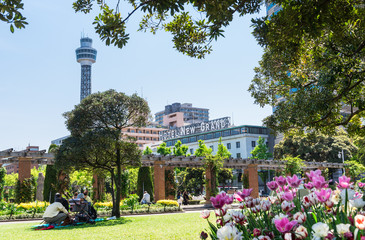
[31,218,108,230]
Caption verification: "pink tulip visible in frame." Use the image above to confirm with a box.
[287,175,302,188]
[315,189,331,203]
[337,175,353,189]
[282,191,295,202]
[312,176,327,189]
[304,182,313,190]
[358,182,365,188]
[281,200,295,212]
[276,176,287,186]
[274,217,297,233]
[306,170,322,181]
[267,181,279,191]
[236,188,253,199]
[234,193,243,202]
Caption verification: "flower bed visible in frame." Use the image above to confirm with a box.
[200,171,365,240]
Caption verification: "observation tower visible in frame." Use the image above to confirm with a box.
[75,37,97,101]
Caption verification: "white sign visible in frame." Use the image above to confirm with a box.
[159,117,231,141]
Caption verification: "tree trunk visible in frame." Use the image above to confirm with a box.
[110,171,117,217]
[114,145,122,218]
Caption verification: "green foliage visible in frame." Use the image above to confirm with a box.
[283,156,305,176]
[123,194,139,212]
[251,136,272,160]
[0,0,27,33]
[120,170,129,198]
[4,173,17,200]
[194,140,212,157]
[15,178,35,203]
[69,170,93,190]
[274,130,357,162]
[0,167,5,200]
[176,168,204,195]
[137,167,154,202]
[143,146,153,155]
[172,140,188,156]
[43,165,58,203]
[165,169,176,198]
[249,0,365,135]
[218,168,233,185]
[127,168,139,194]
[157,142,171,156]
[353,136,365,165]
[345,160,365,181]
[58,89,148,218]
[30,166,45,183]
[71,0,261,58]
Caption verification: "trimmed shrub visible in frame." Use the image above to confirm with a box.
[188,200,200,205]
[137,167,154,202]
[156,200,179,207]
[43,165,58,203]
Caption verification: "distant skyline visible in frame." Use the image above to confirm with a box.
[0,1,271,151]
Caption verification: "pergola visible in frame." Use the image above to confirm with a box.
[0,149,344,203]
[0,148,53,181]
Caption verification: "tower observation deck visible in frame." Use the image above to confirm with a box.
[76,37,97,101]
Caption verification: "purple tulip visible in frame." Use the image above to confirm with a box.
[267,181,279,191]
[210,192,233,209]
[276,176,287,186]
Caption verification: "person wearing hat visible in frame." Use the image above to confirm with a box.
[43,200,70,225]
[55,193,69,212]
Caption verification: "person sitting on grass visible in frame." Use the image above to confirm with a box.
[55,193,69,212]
[42,200,70,225]
[84,190,92,203]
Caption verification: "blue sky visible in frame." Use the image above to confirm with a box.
[0,1,271,151]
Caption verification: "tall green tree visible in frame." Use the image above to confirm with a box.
[136,167,154,202]
[43,144,60,203]
[274,130,357,163]
[143,146,153,155]
[172,140,189,156]
[0,167,5,200]
[251,136,272,160]
[57,90,149,218]
[249,0,365,135]
[157,142,171,156]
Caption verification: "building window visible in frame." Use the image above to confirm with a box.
[231,128,240,135]
[223,130,230,137]
[227,143,231,149]
[127,129,130,132]
[139,137,142,140]
[153,131,157,134]
[251,141,256,148]
[138,130,142,133]
[214,132,221,138]
[190,149,193,154]
[237,153,241,158]
[131,130,135,133]
[206,133,213,140]
[236,141,240,148]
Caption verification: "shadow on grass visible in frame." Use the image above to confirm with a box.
[53,218,131,231]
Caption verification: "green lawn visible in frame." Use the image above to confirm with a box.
[0,212,210,240]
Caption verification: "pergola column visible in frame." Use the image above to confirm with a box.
[153,161,166,201]
[205,165,213,205]
[247,164,259,198]
[18,157,32,182]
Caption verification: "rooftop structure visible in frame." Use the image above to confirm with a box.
[155,103,209,126]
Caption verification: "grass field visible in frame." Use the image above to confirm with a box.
[0,212,210,240]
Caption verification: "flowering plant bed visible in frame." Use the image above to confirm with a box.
[201,171,365,240]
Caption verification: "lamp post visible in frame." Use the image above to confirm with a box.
[338,149,345,174]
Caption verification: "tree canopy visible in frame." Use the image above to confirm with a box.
[249,0,365,135]
[251,136,272,160]
[274,130,358,163]
[56,89,149,217]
